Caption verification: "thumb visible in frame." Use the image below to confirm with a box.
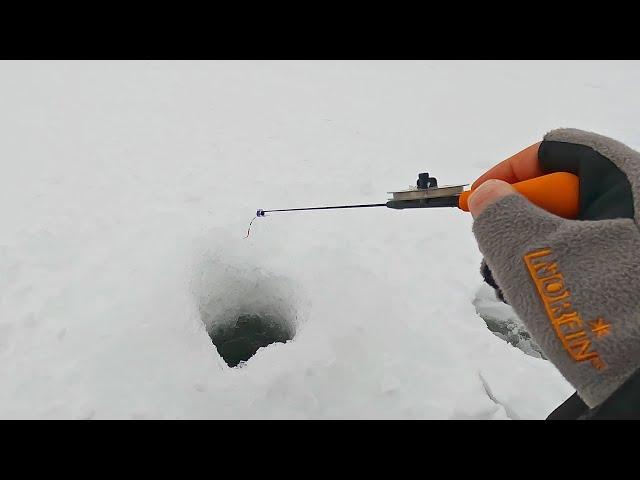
[468,179,518,218]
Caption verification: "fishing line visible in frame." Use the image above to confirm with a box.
[244,216,258,239]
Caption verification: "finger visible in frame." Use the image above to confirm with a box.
[468,179,518,218]
[472,142,544,189]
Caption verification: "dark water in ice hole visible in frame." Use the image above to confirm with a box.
[208,313,293,367]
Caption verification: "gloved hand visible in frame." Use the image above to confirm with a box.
[470,128,640,409]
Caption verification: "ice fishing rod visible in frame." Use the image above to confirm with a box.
[256,172,580,218]
[246,171,579,237]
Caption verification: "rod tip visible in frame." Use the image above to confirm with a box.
[256,209,265,217]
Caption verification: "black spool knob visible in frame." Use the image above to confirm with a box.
[417,173,438,189]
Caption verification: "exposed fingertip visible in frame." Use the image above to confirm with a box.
[468,179,517,218]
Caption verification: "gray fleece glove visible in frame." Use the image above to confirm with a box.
[473,128,640,408]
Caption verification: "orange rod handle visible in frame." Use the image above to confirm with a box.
[458,172,580,219]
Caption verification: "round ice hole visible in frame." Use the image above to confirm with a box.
[208,313,294,367]
[192,241,301,368]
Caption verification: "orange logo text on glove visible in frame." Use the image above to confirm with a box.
[524,248,610,371]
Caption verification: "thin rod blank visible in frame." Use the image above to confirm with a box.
[261,203,387,214]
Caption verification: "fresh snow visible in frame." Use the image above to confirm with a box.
[2,60,639,419]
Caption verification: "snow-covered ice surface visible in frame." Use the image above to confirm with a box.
[2,60,639,419]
